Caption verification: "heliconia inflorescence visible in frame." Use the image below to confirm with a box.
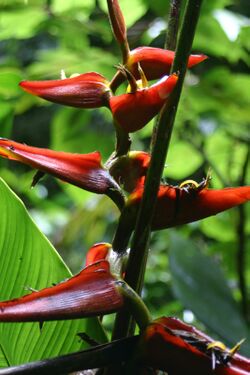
[20,72,178,134]
[0,0,248,373]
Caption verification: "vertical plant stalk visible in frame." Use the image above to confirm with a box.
[165,0,182,50]
[237,147,249,321]
[112,0,204,340]
[151,0,182,152]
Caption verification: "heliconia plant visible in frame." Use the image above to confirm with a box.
[0,0,249,374]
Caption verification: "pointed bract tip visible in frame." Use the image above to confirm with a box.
[19,73,110,109]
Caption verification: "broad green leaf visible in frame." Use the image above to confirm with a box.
[237,26,250,57]
[194,16,243,62]
[205,130,248,185]
[0,8,46,40]
[0,69,22,99]
[169,234,250,355]
[200,213,236,242]
[27,47,116,81]
[99,0,147,27]
[0,178,106,367]
[0,103,13,140]
[51,107,114,159]
[52,0,93,14]
[163,139,203,180]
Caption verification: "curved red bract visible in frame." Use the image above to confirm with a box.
[0,138,118,195]
[128,47,207,80]
[128,185,250,229]
[110,74,178,132]
[0,261,123,322]
[110,47,207,91]
[20,72,110,108]
[85,243,112,266]
[139,317,250,375]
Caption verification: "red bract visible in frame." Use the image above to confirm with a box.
[127,184,250,229]
[138,317,250,374]
[109,74,178,132]
[109,151,150,192]
[85,243,111,266]
[19,72,111,108]
[107,0,127,45]
[128,47,207,80]
[0,138,119,196]
[110,47,207,91]
[0,261,124,322]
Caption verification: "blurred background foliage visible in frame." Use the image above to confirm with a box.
[0,0,249,355]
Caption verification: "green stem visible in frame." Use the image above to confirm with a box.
[106,186,125,212]
[237,147,249,321]
[165,0,183,50]
[116,281,152,330]
[114,122,131,157]
[112,0,204,340]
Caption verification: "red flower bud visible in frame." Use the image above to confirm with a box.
[109,151,150,192]
[110,47,207,91]
[107,0,127,45]
[0,138,119,196]
[138,317,250,374]
[85,243,111,266]
[109,74,178,132]
[127,183,250,229]
[19,72,111,108]
[0,261,124,322]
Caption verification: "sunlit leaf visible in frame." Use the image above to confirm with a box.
[0,178,106,367]
[0,8,46,40]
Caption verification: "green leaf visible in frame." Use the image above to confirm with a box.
[99,0,147,27]
[0,69,22,99]
[0,178,106,367]
[194,16,243,62]
[51,107,114,159]
[0,8,46,40]
[0,103,13,140]
[164,139,203,180]
[52,0,93,14]
[169,234,250,355]
[200,212,237,242]
[27,47,116,81]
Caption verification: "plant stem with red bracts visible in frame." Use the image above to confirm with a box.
[111,0,205,341]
